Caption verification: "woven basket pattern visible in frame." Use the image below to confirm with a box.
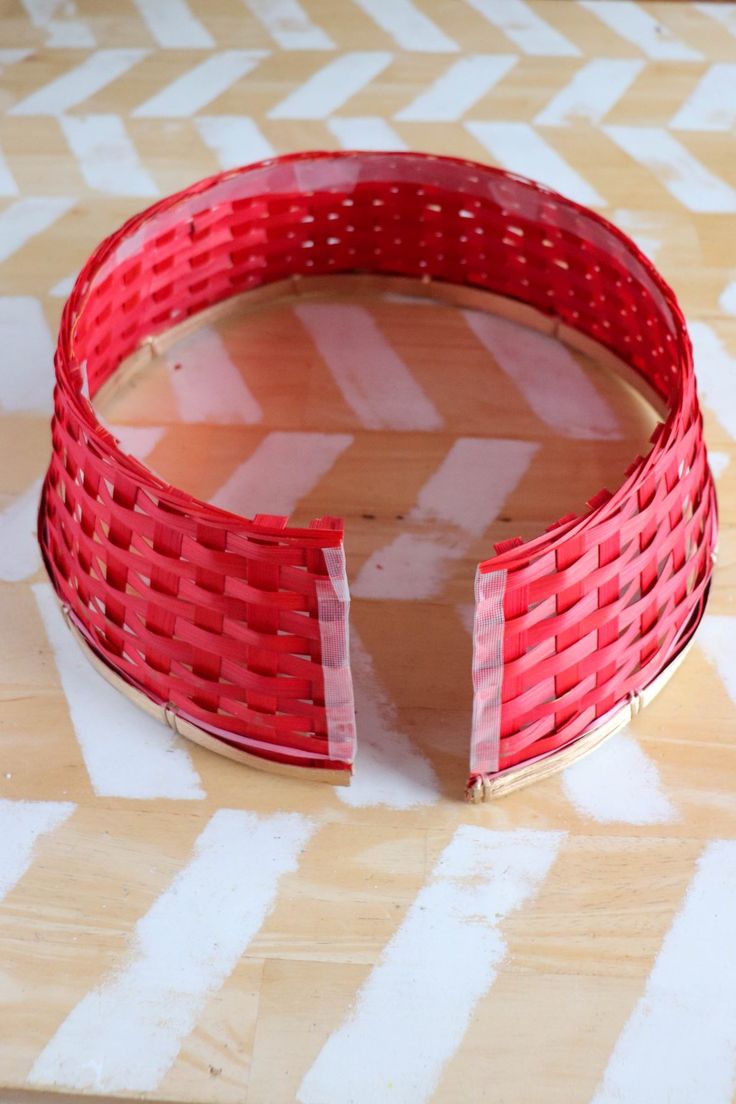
[38,151,717,786]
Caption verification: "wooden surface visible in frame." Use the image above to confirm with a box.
[1,2,735,1102]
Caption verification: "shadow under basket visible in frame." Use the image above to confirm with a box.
[37,150,718,801]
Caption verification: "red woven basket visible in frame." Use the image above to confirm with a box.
[37,150,718,800]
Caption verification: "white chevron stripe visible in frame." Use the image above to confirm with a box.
[295,301,442,430]
[0,197,74,264]
[611,208,665,261]
[456,602,475,637]
[29,810,315,1094]
[209,432,353,518]
[133,51,268,118]
[269,52,392,119]
[49,271,77,298]
[0,49,33,70]
[353,438,537,600]
[0,800,75,901]
[465,0,580,56]
[463,309,622,439]
[0,296,54,411]
[698,615,736,704]
[131,0,214,47]
[337,631,440,809]
[33,583,205,801]
[689,321,736,439]
[466,121,605,206]
[166,328,263,423]
[59,115,158,197]
[10,50,147,115]
[0,142,18,196]
[349,0,458,52]
[106,424,166,462]
[604,126,736,213]
[395,54,517,122]
[592,840,736,1104]
[0,478,43,582]
[21,0,95,47]
[562,731,676,824]
[708,451,730,481]
[242,0,334,49]
[578,0,703,60]
[670,64,736,131]
[694,1,736,39]
[195,115,275,168]
[328,115,406,149]
[720,282,736,316]
[701,613,736,697]
[534,58,645,126]
[298,827,564,1104]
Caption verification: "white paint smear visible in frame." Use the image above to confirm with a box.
[295,302,442,430]
[698,615,736,704]
[464,309,622,439]
[328,116,406,151]
[167,328,262,424]
[695,2,736,38]
[671,64,736,131]
[338,631,439,809]
[466,121,605,207]
[49,271,77,298]
[0,800,74,901]
[210,431,352,518]
[21,0,95,47]
[32,583,204,801]
[396,55,517,122]
[353,438,537,600]
[604,126,736,214]
[579,0,702,60]
[456,602,475,636]
[269,52,392,119]
[11,50,147,115]
[708,451,730,480]
[106,424,165,462]
[29,809,315,1093]
[562,730,676,825]
[349,0,458,52]
[131,0,214,48]
[60,114,158,197]
[0,477,42,582]
[535,58,644,127]
[0,296,54,412]
[611,208,665,261]
[242,0,334,49]
[195,116,274,169]
[688,321,736,439]
[134,51,267,118]
[0,197,74,264]
[464,0,580,55]
[299,826,564,1104]
[592,840,736,1104]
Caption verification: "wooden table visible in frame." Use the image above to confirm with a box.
[1,2,735,1101]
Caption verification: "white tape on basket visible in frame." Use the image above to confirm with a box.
[316,545,357,764]
[470,567,507,776]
